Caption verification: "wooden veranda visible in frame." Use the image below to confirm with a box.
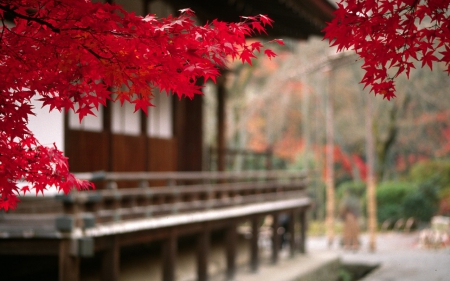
[0,170,310,281]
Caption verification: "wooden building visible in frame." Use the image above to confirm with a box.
[36,0,336,176]
[1,1,336,281]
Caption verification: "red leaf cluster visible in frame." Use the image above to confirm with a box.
[323,0,450,100]
[0,0,278,210]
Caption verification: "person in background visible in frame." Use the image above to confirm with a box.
[339,189,361,250]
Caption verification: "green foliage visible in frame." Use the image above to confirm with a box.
[338,268,353,281]
[376,181,416,223]
[335,179,440,223]
[408,160,450,216]
[403,179,439,222]
[408,160,450,188]
[376,179,440,223]
[337,181,366,199]
[337,180,365,220]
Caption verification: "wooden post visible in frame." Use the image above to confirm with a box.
[299,211,307,254]
[225,222,237,281]
[271,213,280,264]
[366,95,377,252]
[325,67,335,248]
[250,215,259,272]
[288,210,297,258]
[59,239,79,281]
[217,75,226,172]
[197,225,210,281]
[101,235,120,281]
[162,229,177,281]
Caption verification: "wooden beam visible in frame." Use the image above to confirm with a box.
[299,211,307,254]
[81,198,310,238]
[101,235,120,281]
[288,210,297,258]
[0,239,60,255]
[162,228,177,281]
[271,213,280,264]
[196,224,210,281]
[58,240,79,281]
[250,215,259,272]
[225,222,237,281]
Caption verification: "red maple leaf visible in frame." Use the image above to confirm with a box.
[323,0,450,98]
[264,49,277,59]
[0,0,279,210]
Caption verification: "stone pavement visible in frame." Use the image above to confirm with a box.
[208,250,339,281]
[308,232,450,281]
[81,231,449,281]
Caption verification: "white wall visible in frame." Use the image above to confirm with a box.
[148,92,173,138]
[28,98,65,152]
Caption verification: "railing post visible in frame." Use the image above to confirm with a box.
[250,215,260,272]
[225,221,237,281]
[59,239,79,281]
[162,228,178,281]
[55,191,83,233]
[197,223,210,281]
[101,235,120,281]
[107,181,122,222]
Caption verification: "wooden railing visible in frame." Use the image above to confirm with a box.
[55,170,308,233]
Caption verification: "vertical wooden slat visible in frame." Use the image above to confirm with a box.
[225,222,237,281]
[250,215,259,272]
[162,229,177,281]
[271,213,280,264]
[101,235,120,281]
[197,225,210,281]
[59,240,79,281]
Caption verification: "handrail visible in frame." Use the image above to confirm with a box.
[1,170,309,238]
[54,170,308,232]
[73,169,308,182]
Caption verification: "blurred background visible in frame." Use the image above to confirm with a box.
[203,36,450,232]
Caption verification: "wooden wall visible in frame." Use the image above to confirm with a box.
[65,95,204,177]
[66,132,178,173]
[65,130,109,172]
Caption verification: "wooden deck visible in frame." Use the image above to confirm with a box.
[0,170,310,281]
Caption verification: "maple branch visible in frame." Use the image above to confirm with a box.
[0,4,60,33]
[81,44,112,61]
[0,4,90,34]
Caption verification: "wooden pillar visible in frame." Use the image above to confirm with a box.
[288,210,297,258]
[366,95,377,252]
[162,229,177,281]
[59,240,79,281]
[250,216,259,272]
[197,225,210,281]
[217,75,226,172]
[225,222,237,281]
[299,211,307,254]
[271,213,280,264]
[101,235,120,281]
[174,88,203,172]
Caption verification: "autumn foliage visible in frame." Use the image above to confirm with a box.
[0,0,279,210]
[323,0,450,100]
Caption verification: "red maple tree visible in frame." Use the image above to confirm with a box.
[323,0,450,100]
[0,0,280,210]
